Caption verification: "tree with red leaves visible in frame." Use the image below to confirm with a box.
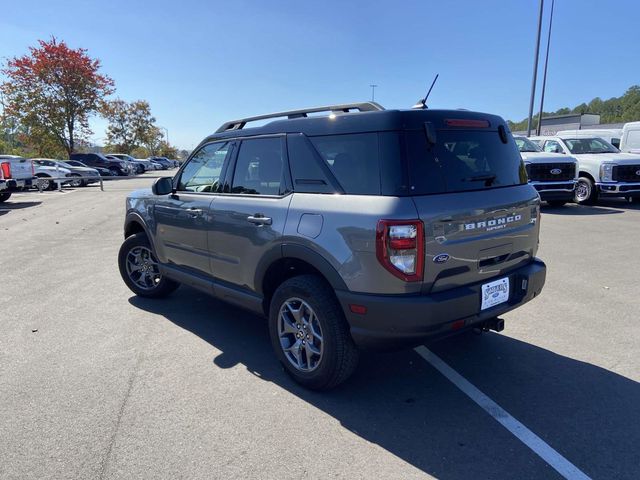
[1,37,114,157]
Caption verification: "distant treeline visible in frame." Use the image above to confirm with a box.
[508,85,640,131]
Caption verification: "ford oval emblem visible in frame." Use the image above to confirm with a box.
[550,168,562,175]
[433,253,450,264]
[636,169,640,176]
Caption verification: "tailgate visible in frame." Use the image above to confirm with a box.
[8,158,33,179]
[412,185,540,294]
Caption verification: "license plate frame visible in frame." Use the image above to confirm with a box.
[481,277,510,311]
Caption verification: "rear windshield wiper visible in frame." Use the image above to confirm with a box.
[465,174,496,186]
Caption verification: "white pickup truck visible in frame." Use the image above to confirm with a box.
[529,135,640,204]
[0,155,35,203]
[513,136,578,207]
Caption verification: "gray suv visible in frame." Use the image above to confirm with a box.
[118,102,546,389]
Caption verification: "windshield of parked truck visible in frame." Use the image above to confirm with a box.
[514,137,542,152]
[564,137,619,154]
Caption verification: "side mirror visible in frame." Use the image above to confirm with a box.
[152,177,174,195]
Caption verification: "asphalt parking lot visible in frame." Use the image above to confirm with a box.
[1,176,639,480]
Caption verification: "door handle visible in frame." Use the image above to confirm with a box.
[247,214,272,226]
[186,208,203,218]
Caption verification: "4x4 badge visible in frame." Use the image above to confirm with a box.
[433,253,450,264]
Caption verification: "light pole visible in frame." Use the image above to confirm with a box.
[527,0,544,136]
[369,84,378,102]
[536,0,555,136]
[159,126,169,145]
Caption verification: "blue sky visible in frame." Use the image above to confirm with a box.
[2,0,639,149]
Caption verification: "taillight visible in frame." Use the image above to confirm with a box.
[376,220,424,282]
[31,160,35,176]
[1,162,11,180]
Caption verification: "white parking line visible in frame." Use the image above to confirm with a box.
[414,346,591,480]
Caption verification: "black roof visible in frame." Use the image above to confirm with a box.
[203,108,507,145]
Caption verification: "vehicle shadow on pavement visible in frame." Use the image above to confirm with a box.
[0,201,42,216]
[542,204,625,215]
[130,288,639,480]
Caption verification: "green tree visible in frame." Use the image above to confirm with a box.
[103,99,156,154]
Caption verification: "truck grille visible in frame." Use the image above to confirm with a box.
[525,163,575,182]
[612,165,640,182]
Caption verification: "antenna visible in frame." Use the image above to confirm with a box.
[412,74,439,109]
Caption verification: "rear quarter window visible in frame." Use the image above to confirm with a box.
[310,133,381,195]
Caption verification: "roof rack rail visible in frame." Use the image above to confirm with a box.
[215,102,385,133]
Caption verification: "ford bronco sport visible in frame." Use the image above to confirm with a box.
[118,102,546,390]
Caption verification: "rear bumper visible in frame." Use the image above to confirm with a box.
[337,258,546,350]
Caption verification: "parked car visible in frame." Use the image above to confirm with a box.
[65,160,111,177]
[32,158,101,187]
[513,136,578,206]
[31,159,74,190]
[107,155,142,174]
[0,155,35,202]
[620,121,640,154]
[556,129,623,149]
[148,156,174,169]
[530,135,640,204]
[69,153,129,176]
[118,102,547,390]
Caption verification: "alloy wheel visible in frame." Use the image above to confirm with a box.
[125,246,162,290]
[277,298,324,372]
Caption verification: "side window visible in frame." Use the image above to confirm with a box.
[178,142,230,192]
[231,138,284,195]
[310,133,381,195]
[544,140,562,153]
[626,131,640,149]
[287,134,337,194]
[611,138,621,149]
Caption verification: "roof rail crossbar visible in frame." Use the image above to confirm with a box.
[215,102,385,133]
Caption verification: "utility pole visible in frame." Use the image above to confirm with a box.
[536,0,554,136]
[527,0,544,136]
[369,84,378,102]
[159,126,169,145]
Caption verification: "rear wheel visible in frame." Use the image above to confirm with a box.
[109,167,120,177]
[35,174,55,191]
[118,233,179,298]
[547,200,567,207]
[269,275,359,390]
[0,192,11,203]
[69,174,83,187]
[575,176,598,205]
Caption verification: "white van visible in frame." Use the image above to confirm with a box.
[620,121,640,153]
[556,129,623,149]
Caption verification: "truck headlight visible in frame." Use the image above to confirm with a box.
[600,163,615,182]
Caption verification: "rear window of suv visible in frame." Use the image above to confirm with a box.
[406,130,527,195]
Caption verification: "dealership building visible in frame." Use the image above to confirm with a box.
[514,113,625,136]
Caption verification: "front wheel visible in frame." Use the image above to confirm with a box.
[269,275,359,390]
[575,177,598,205]
[35,174,55,191]
[118,233,179,298]
[0,192,11,203]
[109,167,120,177]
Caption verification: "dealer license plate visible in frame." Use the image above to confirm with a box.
[481,277,509,310]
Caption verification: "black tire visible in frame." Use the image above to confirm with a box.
[269,274,359,390]
[118,232,179,298]
[547,200,567,207]
[575,176,598,205]
[0,192,11,202]
[109,167,120,177]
